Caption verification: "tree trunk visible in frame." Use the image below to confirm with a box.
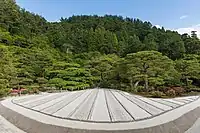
[67,48,69,55]
[144,76,148,91]
[100,73,103,86]
[130,79,133,90]
[186,77,189,86]
[18,85,21,96]
[143,63,149,91]
[134,81,140,88]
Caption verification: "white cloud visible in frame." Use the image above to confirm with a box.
[180,15,188,20]
[155,25,162,29]
[175,24,200,38]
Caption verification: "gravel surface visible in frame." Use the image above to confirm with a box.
[12,88,199,123]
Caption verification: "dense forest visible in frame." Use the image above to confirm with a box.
[1,0,200,98]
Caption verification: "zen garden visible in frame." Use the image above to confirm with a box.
[2,1,200,133]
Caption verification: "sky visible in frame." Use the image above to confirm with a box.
[16,0,200,37]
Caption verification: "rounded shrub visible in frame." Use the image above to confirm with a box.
[150,91,165,98]
[165,89,176,97]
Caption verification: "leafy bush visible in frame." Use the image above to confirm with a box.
[165,86,185,96]
[150,91,165,98]
[188,87,200,92]
[0,88,9,98]
[28,87,39,94]
[21,89,29,94]
[165,89,176,97]
[132,86,144,93]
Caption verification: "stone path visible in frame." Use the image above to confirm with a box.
[0,115,25,133]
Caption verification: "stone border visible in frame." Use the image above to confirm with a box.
[0,102,200,133]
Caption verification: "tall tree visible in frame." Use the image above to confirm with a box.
[143,33,158,51]
[125,51,175,91]
[124,35,144,54]
[175,55,200,86]
[88,54,120,87]
[158,31,185,60]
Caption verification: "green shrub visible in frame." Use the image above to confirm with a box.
[0,89,6,98]
[20,89,29,94]
[150,91,165,98]
[28,87,39,94]
[186,87,200,92]
[0,88,10,98]
[132,86,144,93]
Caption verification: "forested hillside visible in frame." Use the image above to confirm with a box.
[1,0,200,97]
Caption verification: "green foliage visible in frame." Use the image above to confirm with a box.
[124,51,175,91]
[150,91,165,98]
[46,61,96,90]
[143,34,158,51]
[48,78,66,89]
[0,44,16,97]
[175,55,200,86]
[88,54,120,87]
